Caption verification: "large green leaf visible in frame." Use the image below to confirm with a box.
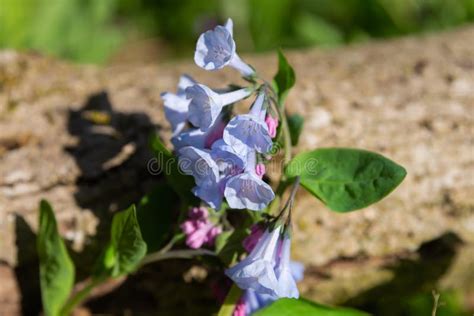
[37,200,75,316]
[285,148,406,212]
[273,49,296,104]
[254,298,369,316]
[109,205,147,277]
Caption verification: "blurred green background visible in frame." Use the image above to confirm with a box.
[1,0,473,64]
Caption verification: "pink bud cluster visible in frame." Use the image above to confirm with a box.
[180,207,222,249]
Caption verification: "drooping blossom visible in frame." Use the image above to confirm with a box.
[180,207,222,249]
[178,146,223,209]
[194,18,254,77]
[224,150,275,211]
[171,113,227,151]
[161,74,196,135]
[274,233,299,298]
[186,84,252,131]
[223,92,273,154]
[225,225,282,295]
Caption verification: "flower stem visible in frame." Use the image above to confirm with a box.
[139,249,217,267]
[60,276,107,316]
[217,284,242,316]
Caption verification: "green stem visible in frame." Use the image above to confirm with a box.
[217,284,242,316]
[60,276,106,316]
[139,249,217,267]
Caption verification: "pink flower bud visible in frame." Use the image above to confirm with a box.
[188,206,209,219]
[206,226,223,245]
[180,220,196,234]
[233,297,247,316]
[265,115,279,138]
[255,163,266,178]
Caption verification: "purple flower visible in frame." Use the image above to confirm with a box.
[161,75,196,136]
[224,150,275,211]
[241,254,304,315]
[194,18,254,77]
[274,235,299,298]
[178,146,219,187]
[192,183,224,210]
[178,146,227,209]
[186,84,252,131]
[211,139,246,173]
[171,114,226,150]
[225,225,282,295]
[223,92,273,154]
[180,207,222,249]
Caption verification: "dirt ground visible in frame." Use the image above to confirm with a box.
[0,26,473,315]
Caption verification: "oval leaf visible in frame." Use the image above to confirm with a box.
[285,148,406,212]
[110,205,147,276]
[37,200,75,316]
[254,298,369,316]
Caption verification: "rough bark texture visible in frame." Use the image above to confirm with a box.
[0,27,473,314]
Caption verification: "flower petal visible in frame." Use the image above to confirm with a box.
[178,146,219,187]
[223,115,273,154]
[186,84,223,130]
[224,172,275,210]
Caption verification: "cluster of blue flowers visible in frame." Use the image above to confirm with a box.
[161,19,277,211]
[162,19,302,314]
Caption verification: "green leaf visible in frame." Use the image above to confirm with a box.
[109,205,147,277]
[37,200,75,316]
[285,148,406,212]
[287,113,304,146]
[215,229,248,266]
[149,133,197,204]
[137,183,178,253]
[254,298,369,316]
[273,49,296,103]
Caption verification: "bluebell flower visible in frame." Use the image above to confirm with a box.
[194,18,254,77]
[172,114,226,150]
[211,139,246,173]
[223,92,273,154]
[243,289,274,315]
[161,74,196,135]
[274,234,299,298]
[178,146,219,188]
[186,84,252,131]
[224,150,275,211]
[241,236,304,315]
[225,225,282,295]
[289,261,305,283]
[192,183,223,210]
